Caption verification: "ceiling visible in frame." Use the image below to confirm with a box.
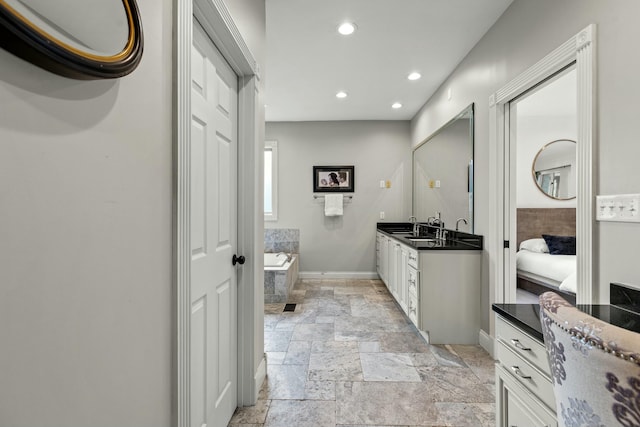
[265,0,513,122]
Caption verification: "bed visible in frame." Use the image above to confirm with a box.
[516,208,576,304]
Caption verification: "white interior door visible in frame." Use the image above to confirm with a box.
[190,18,239,427]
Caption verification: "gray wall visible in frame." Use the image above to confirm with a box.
[0,0,265,426]
[0,0,173,425]
[265,121,411,274]
[411,0,640,332]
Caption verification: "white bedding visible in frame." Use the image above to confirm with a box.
[516,250,577,293]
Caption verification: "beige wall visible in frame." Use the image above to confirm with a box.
[411,0,640,331]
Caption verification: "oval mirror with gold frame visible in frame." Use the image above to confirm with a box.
[0,0,143,79]
[532,139,576,200]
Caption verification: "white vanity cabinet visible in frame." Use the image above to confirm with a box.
[495,314,557,427]
[377,231,482,344]
[406,252,419,326]
[398,245,410,313]
[377,232,416,323]
[417,250,481,344]
[389,241,400,300]
[376,232,388,284]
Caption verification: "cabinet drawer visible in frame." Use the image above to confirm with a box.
[407,249,418,269]
[407,267,418,297]
[496,342,556,412]
[496,315,550,376]
[408,292,419,326]
[496,364,557,427]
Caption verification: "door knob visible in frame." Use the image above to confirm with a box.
[232,254,246,266]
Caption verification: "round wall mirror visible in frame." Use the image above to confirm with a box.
[0,0,143,79]
[532,139,576,200]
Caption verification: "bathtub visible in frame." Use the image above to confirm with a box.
[264,253,299,303]
[264,252,290,268]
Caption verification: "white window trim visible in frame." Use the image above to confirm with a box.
[264,140,278,221]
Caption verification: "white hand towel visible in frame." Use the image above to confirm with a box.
[324,194,344,216]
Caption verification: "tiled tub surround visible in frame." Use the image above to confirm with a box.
[264,255,299,303]
[264,229,300,303]
[230,278,496,427]
[264,228,300,254]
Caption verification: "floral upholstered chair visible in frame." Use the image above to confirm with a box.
[539,291,640,427]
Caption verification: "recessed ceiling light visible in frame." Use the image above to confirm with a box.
[338,22,356,35]
[336,91,348,99]
[408,72,421,81]
[392,102,402,109]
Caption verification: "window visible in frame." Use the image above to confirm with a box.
[264,140,278,221]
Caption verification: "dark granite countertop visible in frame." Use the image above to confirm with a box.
[493,302,640,343]
[377,222,483,251]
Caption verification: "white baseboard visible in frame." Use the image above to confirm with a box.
[479,329,495,359]
[253,355,266,401]
[298,271,380,280]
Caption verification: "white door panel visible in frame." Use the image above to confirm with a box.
[191,18,238,427]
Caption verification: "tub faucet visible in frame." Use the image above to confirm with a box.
[276,252,292,262]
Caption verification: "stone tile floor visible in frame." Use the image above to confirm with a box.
[229,279,496,427]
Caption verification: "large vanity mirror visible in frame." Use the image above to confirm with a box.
[532,139,576,200]
[0,0,143,79]
[413,104,474,233]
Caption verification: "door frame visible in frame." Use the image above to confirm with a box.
[488,25,596,327]
[174,1,265,426]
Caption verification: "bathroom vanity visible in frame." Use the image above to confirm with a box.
[492,283,640,427]
[376,223,483,344]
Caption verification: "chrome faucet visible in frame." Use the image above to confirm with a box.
[432,212,446,241]
[455,218,468,231]
[408,216,419,235]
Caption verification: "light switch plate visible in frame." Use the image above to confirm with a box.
[596,194,640,222]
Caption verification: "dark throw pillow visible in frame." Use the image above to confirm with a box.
[542,234,576,255]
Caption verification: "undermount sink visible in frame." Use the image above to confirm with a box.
[407,237,437,242]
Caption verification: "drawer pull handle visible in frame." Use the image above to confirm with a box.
[510,339,531,351]
[510,365,532,379]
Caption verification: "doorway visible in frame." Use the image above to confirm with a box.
[506,66,578,304]
[175,2,264,426]
[488,25,596,338]
[189,18,239,427]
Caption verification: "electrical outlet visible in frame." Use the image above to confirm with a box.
[379,211,385,220]
[379,180,385,188]
[596,194,640,222]
[435,180,441,188]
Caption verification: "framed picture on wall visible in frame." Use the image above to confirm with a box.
[313,165,355,192]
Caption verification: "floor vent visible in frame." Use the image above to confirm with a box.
[283,303,296,312]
